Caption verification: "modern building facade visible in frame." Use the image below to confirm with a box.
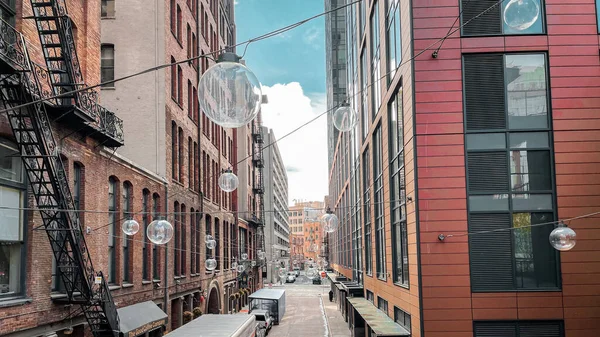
[262,127,290,283]
[326,0,600,336]
[325,0,348,173]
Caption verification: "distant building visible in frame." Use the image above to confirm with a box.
[262,127,290,283]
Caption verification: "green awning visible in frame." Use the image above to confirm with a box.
[347,298,410,337]
[118,301,167,337]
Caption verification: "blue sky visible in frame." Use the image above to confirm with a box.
[235,0,325,94]
[235,0,328,204]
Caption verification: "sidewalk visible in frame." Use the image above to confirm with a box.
[321,293,351,337]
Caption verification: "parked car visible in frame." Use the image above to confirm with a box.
[252,310,274,335]
[312,277,322,285]
[286,273,296,283]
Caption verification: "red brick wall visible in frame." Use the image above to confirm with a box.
[412,0,600,336]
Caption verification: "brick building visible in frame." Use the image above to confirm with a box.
[326,0,600,336]
[0,1,262,337]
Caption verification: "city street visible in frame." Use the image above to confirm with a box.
[265,275,350,337]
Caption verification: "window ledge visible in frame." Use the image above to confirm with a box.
[122,283,134,288]
[0,297,32,308]
[394,282,409,290]
[142,280,152,285]
[153,279,161,283]
[101,16,116,20]
[174,275,187,280]
[101,86,116,90]
[109,285,121,291]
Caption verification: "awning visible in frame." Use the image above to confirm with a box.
[118,301,168,337]
[347,298,410,337]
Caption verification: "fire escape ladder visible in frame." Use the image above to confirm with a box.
[29,0,98,120]
[0,34,119,337]
[251,117,266,255]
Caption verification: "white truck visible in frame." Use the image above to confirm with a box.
[166,314,258,337]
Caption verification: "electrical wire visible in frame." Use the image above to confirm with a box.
[0,0,361,115]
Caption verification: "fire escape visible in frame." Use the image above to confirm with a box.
[0,1,124,336]
[251,111,266,264]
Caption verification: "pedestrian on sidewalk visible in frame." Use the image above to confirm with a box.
[328,290,333,302]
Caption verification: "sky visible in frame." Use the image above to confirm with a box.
[235,0,328,205]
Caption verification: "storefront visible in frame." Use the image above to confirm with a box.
[117,301,168,337]
[346,298,410,337]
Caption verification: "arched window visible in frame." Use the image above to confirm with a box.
[108,176,119,283]
[152,193,160,279]
[122,181,133,283]
[174,201,180,276]
[142,189,151,280]
[172,121,177,180]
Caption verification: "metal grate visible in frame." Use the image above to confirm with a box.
[469,213,514,292]
[462,0,502,36]
[467,152,509,192]
[464,54,506,130]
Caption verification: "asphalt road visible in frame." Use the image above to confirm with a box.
[265,273,350,337]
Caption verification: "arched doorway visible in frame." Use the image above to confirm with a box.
[207,287,220,314]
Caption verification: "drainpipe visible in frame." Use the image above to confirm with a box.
[163,178,169,313]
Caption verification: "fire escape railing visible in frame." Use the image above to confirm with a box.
[29,0,123,146]
[0,5,121,337]
[251,115,266,261]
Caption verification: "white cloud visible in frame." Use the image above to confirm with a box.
[302,27,321,48]
[260,83,328,204]
[234,0,239,4]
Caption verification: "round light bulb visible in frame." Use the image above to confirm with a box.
[241,253,248,260]
[146,220,174,245]
[205,258,217,271]
[206,239,217,250]
[306,268,318,279]
[333,105,358,132]
[232,261,238,269]
[122,219,140,236]
[218,171,239,192]
[251,260,256,267]
[258,251,266,259]
[503,0,540,31]
[198,61,262,128]
[205,234,213,244]
[549,225,576,251]
[324,214,339,233]
[237,264,245,273]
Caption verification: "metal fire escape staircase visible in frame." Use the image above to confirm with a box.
[251,114,266,261]
[0,1,122,336]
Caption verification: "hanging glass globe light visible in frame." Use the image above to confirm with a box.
[503,0,540,31]
[251,260,256,267]
[324,212,339,233]
[122,219,140,236]
[306,268,318,279]
[206,239,217,250]
[549,223,577,251]
[205,234,213,244]
[205,258,217,271]
[277,268,287,278]
[147,219,174,245]
[321,213,331,224]
[237,264,245,273]
[333,103,358,132]
[198,52,262,128]
[241,253,249,260]
[258,251,266,260]
[218,169,239,192]
[232,261,238,269]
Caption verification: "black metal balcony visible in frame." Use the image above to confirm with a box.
[0,19,29,73]
[30,64,124,147]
